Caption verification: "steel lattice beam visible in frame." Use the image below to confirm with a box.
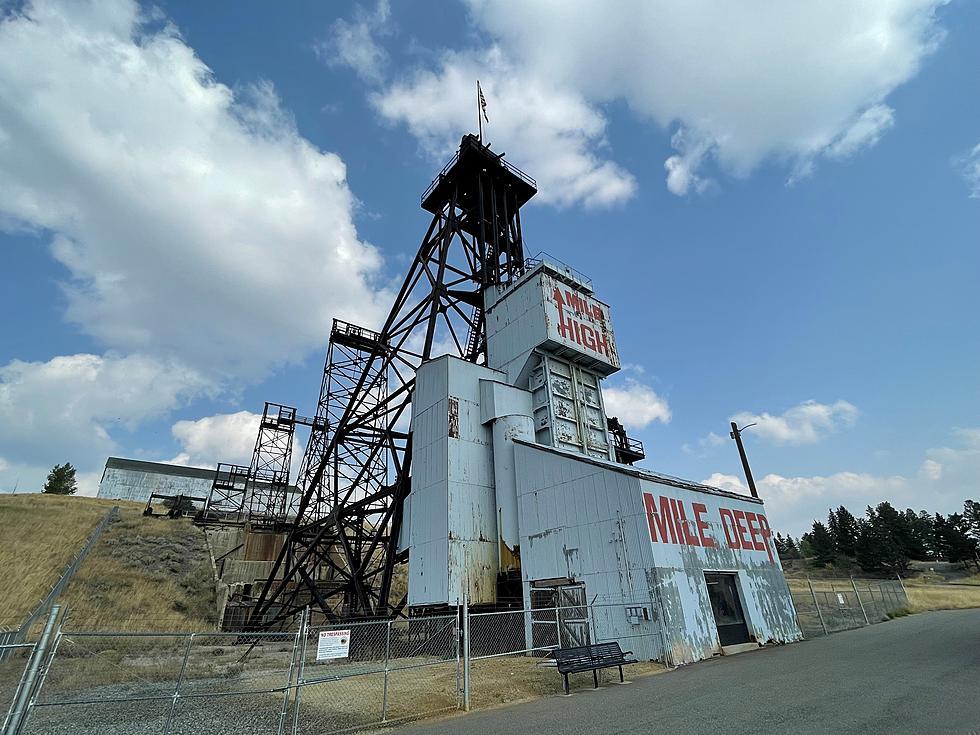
[248,134,537,627]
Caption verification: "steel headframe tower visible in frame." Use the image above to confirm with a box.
[248,134,537,626]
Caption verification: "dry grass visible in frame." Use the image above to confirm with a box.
[903,582,980,613]
[0,494,133,626]
[57,508,217,631]
[469,656,666,709]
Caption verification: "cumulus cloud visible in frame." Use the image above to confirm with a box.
[602,378,671,430]
[456,0,946,194]
[0,0,387,379]
[170,411,261,468]
[955,143,980,199]
[732,400,858,445]
[682,431,726,456]
[704,426,980,536]
[373,48,636,208]
[316,0,391,84]
[0,353,210,469]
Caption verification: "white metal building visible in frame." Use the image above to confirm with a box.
[400,258,802,665]
[97,457,215,503]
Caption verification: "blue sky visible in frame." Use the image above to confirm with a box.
[0,0,977,535]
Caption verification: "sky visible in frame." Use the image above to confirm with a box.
[0,0,978,536]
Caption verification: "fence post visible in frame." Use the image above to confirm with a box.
[5,604,60,735]
[807,578,828,635]
[277,608,305,735]
[850,577,870,625]
[290,608,310,735]
[381,620,392,722]
[554,606,562,649]
[164,633,194,735]
[896,573,908,604]
[462,594,471,712]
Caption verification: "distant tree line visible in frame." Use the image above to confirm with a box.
[775,499,980,574]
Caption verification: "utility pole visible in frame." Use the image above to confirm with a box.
[730,421,759,499]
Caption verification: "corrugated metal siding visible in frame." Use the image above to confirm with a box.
[408,356,503,606]
[515,442,801,665]
[97,465,213,502]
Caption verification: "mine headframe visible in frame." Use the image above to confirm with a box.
[246,134,538,627]
[200,401,325,526]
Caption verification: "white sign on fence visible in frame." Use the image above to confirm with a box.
[836,593,846,606]
[316,629,351,660]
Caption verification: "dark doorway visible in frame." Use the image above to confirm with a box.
[704,573,751,646]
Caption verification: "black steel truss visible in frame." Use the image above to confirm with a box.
[247,134,537,627]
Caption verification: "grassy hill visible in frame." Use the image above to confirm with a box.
[0,494,217,632]
[0,494,126,627]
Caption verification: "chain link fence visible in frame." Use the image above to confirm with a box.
[2,579,916,735]
[789,577,909,637]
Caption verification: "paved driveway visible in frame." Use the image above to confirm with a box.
[393,609,980,735]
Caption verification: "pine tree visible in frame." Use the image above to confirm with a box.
[964,500,980,542]
[933,513,952,560]
[830,506,860,557]
[940,513,979,568]
[784,535,800,559]
[42,463,77,495]
[855,506,909,573]
[809,521,836,566]
[916,510,937,559]
[774,532,786,556]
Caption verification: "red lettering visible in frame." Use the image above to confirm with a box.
[592,327,608,357]
[644,493,676,544]
[745,512,765,552]
[581,324,597,351]
[719,508,739,548]
[693,503,715,548]
[733,510,753,549]
[676,502,700,546]
[669,499,686,545]
[756,514,775,563]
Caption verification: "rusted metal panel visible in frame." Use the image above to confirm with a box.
[514,441,801,665]
[243,530,286,561]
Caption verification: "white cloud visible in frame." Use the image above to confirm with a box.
[0,352,210,470]
[664,128,714,196]
[682,431,726,456]
[374,47,636,209]
[703,426,980,536]
[703,472,745,495]
[956,143,980,198]
[170,411,261,468]
[602,378,671,430]
[920,458,943,481]
[459,0,946,194]
[826,104,895,160]
[732,399,858,445]
[0,0,387,379]
[316,0,391,84]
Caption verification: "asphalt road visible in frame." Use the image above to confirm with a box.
[393,609,980,735]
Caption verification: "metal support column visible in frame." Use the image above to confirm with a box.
[5,605,60,735]
[850,577,870,625]
[462,594,471,712]
[808,578,828,635]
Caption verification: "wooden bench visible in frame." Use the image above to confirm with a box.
[553,642,639,695]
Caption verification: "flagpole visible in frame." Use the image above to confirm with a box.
[477,80,483,142]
